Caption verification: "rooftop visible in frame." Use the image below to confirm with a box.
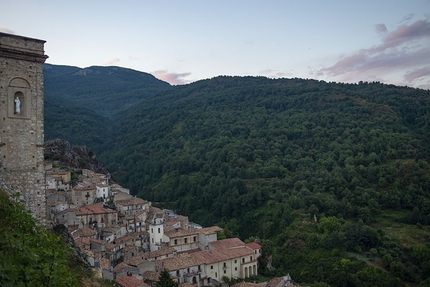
[116,276,149,287]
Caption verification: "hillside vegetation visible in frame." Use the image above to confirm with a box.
[0,190,113,286]
[44,64,171,153]
[44,66,430,286]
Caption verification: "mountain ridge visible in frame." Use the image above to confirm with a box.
[43,64,430,286]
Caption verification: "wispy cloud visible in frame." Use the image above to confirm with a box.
[152,70,191,85]
[374,23,387,35]
[259,69,292,78]
[104,58,120,65]
[318,17,430,88]
[0,26,14,34]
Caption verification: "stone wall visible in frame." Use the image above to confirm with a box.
[0,32,48,221]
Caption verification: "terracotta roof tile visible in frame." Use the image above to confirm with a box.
[165,226,222,239]
[116,197,148,206]
[116,276,149,287]
[76,203,117,215]
[143,270,161,282]
[156,253,203,271]
[232,282,263,287]
[191,246,254,264]
[143,246,176,260]
[245,242,261,250]
[209,238,245,250]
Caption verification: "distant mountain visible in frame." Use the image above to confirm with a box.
[43,66,430,285]
[43,63,172,117]
[44,63,172,152]
[101,76,430,286]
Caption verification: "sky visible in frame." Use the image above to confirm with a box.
[1,1,430,88]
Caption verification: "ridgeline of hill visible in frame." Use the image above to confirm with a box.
[43,64,171,153]
[44,65,430,286]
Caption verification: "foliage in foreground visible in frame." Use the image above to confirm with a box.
[0,190,82,287]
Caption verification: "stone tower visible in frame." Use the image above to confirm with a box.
[0,32,48,221]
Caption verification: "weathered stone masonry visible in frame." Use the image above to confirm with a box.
[0,32,48,221]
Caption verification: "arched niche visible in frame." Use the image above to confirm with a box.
[8,77,31,119]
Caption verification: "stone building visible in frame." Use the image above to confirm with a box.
[0,32,48,221]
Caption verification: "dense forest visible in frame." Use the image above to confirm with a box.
[44,65,430,286]
[43,64,171,153]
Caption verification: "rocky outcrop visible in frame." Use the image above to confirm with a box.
[44,139,109,175]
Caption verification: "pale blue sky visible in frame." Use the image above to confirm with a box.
[1,1,429,88]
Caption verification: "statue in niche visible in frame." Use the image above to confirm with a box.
[14,96,21,114]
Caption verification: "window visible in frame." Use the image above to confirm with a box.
[215,272,217,277]
[158,228,160,233]
[184,238,188,243]
[174,239,178,245]
[193,236,197,242]
[211,266,213,270]
[224,270,226,274]
[176,271,179,276]
[223,263,226,268]
[242,258,245,263]
[151,228,153,233]
[234,260,237,264]
[235,267,237,271]
[250,256,252,261]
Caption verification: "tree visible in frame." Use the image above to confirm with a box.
[0,190,81,286]
[157,269,178,287]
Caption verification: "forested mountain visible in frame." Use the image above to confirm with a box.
[44,65,430,286]
[44,64,171,117]
[43,63,171,152]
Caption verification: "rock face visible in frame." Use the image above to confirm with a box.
[44,139,109,175]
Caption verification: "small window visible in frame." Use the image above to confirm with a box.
[185,238,188,243]
[234,260,237,264]
[193,236,197,242]
[174,239,178,245]
[158,228,160,233]
[211,265,213,270]
[224,270,226,274]
[235,267,237,271]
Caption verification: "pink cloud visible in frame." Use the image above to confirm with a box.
[404,66,430,83]
[152,70,191,85]
[374,23,387,34]
[104,58,120,65]
[0,26,14,34]
[318,18,430,87]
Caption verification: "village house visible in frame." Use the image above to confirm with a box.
[45,168,71,191]
[96,183,110,200]
[101,225,127,242]
[116,197,150,216]
[114,262,141,280]
[156,252,206,286]
[76,203,118,228]
[124,210,147,233]
[54,208,79,226]
[116,275,149,287]
[124,255,157,276]
[71,182,97,206]
[110,183,130,195]
[192,244,258,282]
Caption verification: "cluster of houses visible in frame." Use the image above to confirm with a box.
[45,163,298,287]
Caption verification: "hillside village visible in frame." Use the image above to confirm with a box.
[45,162,299,287]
